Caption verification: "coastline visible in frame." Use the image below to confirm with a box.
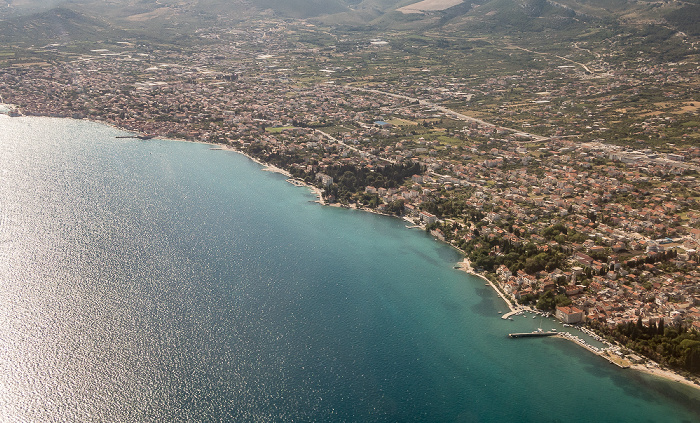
[12,114,700,394]
[631,362,700,391]
[2,114,328,206]
[456,258,518,314]
[557,332,700,392]
[205,142,327,205]
[200,136,700,393]
[454,256,700,392]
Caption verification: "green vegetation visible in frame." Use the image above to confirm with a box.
[465,236,566,275]
[322,162,423,204]
[666,5,700,36]
[591,318,700,376]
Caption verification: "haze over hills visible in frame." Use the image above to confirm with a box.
[1,0,698,32]
[0,7,128,42]
[0,0,698,66]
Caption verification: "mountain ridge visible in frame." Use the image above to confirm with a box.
[0,0,698,44]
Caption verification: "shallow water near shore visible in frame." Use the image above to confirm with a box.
[1,116,699,422]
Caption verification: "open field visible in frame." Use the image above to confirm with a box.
[398,0,464,14]
[265,126,298,133]
[387,117,418,126]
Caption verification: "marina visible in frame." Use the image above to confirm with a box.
[286,178,307,187]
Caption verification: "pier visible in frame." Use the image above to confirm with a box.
[509,330,558,338]
[501,310,521,320]
[115,134,155,140]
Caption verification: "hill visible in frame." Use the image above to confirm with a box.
[0,7,125,44]
[0,0,698,45]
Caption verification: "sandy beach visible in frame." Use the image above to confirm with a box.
[632,363,700,391]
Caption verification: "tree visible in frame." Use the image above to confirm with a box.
[386,199,404,215]
[635,316,644,338]
[536,290,556,310]
[555,294,572,307]
[681,340,700,373]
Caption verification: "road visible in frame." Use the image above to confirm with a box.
[347,86,550,142]
[314,128,397,164]
[511,45,594,74]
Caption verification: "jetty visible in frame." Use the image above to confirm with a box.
[501,310,521,320]
[509,330,558,338]
[116,134,156,140]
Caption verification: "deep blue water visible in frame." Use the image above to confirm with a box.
[1,116,699,422]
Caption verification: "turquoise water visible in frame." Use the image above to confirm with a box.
[1,116,699,422]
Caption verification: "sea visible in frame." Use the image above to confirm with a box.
[1,116,699,422]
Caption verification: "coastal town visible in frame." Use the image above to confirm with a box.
[1,18,700,379]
